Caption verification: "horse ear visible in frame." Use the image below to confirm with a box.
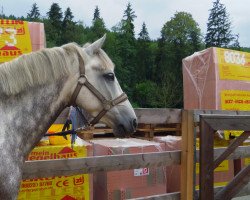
[85,34,106,55]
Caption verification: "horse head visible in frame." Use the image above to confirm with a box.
[68,35,137,137]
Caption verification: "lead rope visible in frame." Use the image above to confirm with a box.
[44,107,90,148]
[71,106,91,148]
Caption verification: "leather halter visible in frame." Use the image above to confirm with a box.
[69,51,128,126]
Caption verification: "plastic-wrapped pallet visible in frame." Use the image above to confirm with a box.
[91,138,166,200]
[182,47,250,110]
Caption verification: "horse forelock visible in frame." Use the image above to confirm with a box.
[0,44,80,96]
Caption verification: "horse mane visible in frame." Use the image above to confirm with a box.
[0,42,114,96]
[0,43,80,96]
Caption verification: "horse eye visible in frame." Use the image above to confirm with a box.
[103,73,115,81]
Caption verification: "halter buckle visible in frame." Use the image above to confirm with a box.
[78,74,87,85]
[103,100,112,110]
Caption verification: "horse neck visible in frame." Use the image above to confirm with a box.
[0,78,68,159]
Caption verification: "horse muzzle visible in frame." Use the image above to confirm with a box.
[112,117,138,137]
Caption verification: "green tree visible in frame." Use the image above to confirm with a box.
[61,7,76,44]
[116,2,137,98]
[121,2,136,36]
[134,80,158,107]
[205,0,234,48]
[63,7,74,26]
[161,12,202,55]
[27,3,40,21]
[155,12,202,108]
[89,6,106,41]
[230,34,241,50]
[157,72,183,108]
[74,21,89,44]
[157,12,202,79]
[45,3,63,46]
[47,3,63,29]
[242,47,250,53]
[135,22,154,82]
[104,32,122,70]
[93,6,100,21]
[138,22,150,41]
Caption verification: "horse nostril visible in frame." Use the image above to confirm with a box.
[132,118,137,129]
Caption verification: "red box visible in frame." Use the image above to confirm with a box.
[28,22,45,51]
[91,138,166,200]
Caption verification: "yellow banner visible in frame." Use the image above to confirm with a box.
[18,143,90,200]
[217,48,250,81]
[0,19,32,62]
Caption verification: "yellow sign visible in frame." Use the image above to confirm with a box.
[221,90,250,111]
[217,48,250,81]
[18,143,90,200]
[221,90,250,139]
[0,19,32,62]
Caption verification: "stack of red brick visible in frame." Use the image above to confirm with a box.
[91,138,167,200]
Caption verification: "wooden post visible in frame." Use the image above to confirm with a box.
[144,124,151,139]
[234,159,242,176]
[149,124,155,139]
[176,123,182,136]
[199,116,214,200]
[181,110,195,200]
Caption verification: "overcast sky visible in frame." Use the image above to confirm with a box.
[1,0,249,47]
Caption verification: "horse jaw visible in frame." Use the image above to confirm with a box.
[85,34,106,55]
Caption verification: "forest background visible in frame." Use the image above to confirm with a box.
[1,0,249,108]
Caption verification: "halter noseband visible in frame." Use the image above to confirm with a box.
[69,51,128,126]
